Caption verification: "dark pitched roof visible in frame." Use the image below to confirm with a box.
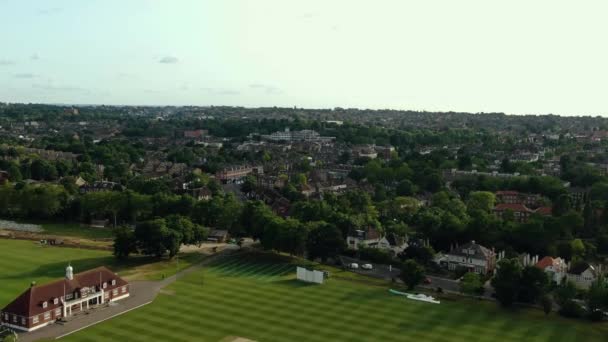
[569,262,595,276]
[2,266,127,317]
[449,241,494,260]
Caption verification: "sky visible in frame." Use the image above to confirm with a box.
[0,0,607,116]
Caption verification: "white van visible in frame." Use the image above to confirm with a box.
[349,263,359,269]
[362,264,373,270]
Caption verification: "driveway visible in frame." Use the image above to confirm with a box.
[339,256,401,280]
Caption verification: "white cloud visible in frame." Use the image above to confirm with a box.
[159,56,179,64]
[14,73,36,79]
[0,59,16,66]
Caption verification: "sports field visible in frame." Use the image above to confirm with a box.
[61,252,608,342]
[0,239,203,308]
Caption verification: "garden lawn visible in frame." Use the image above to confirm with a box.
[62,253,608,342]
[0,239,205,309]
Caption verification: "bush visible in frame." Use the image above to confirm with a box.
[558,300,585,318]
[358,247,395,264]
[589,309,605,322]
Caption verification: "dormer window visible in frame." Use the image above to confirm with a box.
[111,280,116,286]
[53,298,59,305]
[42,301,48,309]
[103,282,107,289]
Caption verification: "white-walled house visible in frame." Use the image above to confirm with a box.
[535,256,568,285]
[346,229,408,256]
[444,241,496,275]
[566,262,599,289]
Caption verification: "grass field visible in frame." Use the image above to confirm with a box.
[0,239,205,308]
[40,222,114,239]
[61,252,608,342]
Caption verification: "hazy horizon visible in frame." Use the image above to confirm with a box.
[1,1,607,116]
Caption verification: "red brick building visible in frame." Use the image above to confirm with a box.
[1,266,129,332]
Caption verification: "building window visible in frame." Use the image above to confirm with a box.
[65,293,73,300]
[122,286,127,293]
[44,312,51,320]
[112,289,118,296]
[111,280,116,286]
[55,308,61,317]
[21,317,25,325]
[54,297,59,305]
[4,313,8,321]
[103,282,107,289]
[104,292,109,299]
[33,315,39,324]
[42,301,47,309]
[13,315,17,323]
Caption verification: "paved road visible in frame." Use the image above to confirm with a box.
[339,256,401,280]
[421,275,460,293]
[18,248,238,342]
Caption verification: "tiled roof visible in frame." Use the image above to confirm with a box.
[535,256,554,270]
[2,266,127,318]
[448,241,494,260]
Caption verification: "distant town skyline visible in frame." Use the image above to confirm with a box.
[1,0,607,116]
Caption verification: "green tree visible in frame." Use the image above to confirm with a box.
[552,194,571,217]
[541,295,552,316]
[400,259,425,290]
[466,191,496,213]
[587,276,608,321]
[460,272,484,296]
[135,219,171,257]
[518,266,548,303]
[113,226,137,259]
[491,258,522,307]
[305,222,344,262]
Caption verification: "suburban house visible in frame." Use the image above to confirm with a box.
[535,256,568,285]
[495,190,540,207]
[183,129,208,139]
[215,165,263,184]
[1,265,129,332]
[0,170,8,184]
[346,229,408,255]
[207,229,229,243]
[493,203,552,223]
[566,262,599,289]
[444,240,496,275]
[191,187,212,201]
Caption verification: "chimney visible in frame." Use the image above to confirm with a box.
[30,281,36,287]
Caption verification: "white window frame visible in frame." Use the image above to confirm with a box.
[65,293,73,300]
[33,315,39,324]
[55,308,61,317]
[122,286,127,293]
[21,317,25,325]
[44,312,51,320]
[103,282,107,289]
[112,289,118,296]
[13,315,17,323]
[111,280,116,286]
[42,301,47,309]
[53,297,59,305]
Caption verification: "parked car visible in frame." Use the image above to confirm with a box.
[423,277,432,284]
[362,264,373,270]
[349,263,359,269]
